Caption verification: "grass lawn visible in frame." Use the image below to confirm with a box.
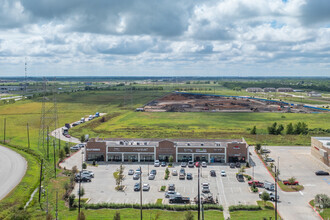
[310,200,330,219]
[230,201,281,220]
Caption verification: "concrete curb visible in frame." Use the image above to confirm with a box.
[308,201,324,220]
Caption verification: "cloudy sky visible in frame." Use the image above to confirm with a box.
[0,0,330,77]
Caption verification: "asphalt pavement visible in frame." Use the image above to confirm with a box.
[0,145,27,201]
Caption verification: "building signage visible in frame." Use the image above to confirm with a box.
[314,146,319,151]
[233,146,240,150]
[196,149,207,153]
[184,149,193,153]
[86,148,101,151]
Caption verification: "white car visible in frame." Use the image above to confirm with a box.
[76,143,86,148]
[142,183,150,191]
[221,170,226,177]
[81,170,94,178]
[148,174,155,180]
[70,146,80,151]
[128,169,134,175]
[154,160,160,167]
[202,162,207,167]
[172,170,178,176]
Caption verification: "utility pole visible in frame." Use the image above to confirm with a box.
[140,166,143,220]
[53,139,56,178]
[27,123,30,149]
[3,118,6,143]
[198,166,201,220]
[47,126,49,159]
[275,166,278,220]
[202,202,204,220]
[38,159,43,204]
[78,170,82,215]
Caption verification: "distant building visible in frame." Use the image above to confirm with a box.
[276,88,293,92]
[307,91,322,97]
[0,85,24,93]
[246,87,263,93]
[263,88,276,92]
[85,82,92,86]
[311,137,330,166]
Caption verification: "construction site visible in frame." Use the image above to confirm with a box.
[143,92,329,113]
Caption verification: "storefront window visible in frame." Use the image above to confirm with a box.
[108,154,122,162]
[210,155,225,163]
[87,153,104,161]
[158,154,172,162]
[194,154,208,162]
[124,154,138,162]
[177,154,192,162]
[140,154,154,162]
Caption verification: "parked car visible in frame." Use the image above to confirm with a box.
[259,191,279,201]
[134,183,141,191]
[315,170,329,176]
[195,162,200,167]
[220,170,226,177]
[180,168,186,175]
[262,149,271,154]
[77,143,86,148]
[236,173,244,182]
[143,183,150,191]
[135,168,141,175]
[202,183,210,193]
[181,162,187,167]
[81,170,94,178]
[230,163,235,168]
[128,169,134,175]
[282,180,299,185]
[133,174,140,180]
[64,123,71,129]
[202,162,207,167]
[264,181,275,191]
[70,145,80,151]
[179,173,185,180]
[172,170,178,176]
[169,195,190,204]
[188,161,194,168]
[65,134,71,138]
[150,170,157,175]
[161,162,167,167]
[210,170,216,177]
[248,180,264,187]
[235,162,241,168]
[165,191,180,198]
[168,184,175,191]
[187,173,193,180]
[265,158,275,162]
[75,175,91,182]
[72,122,80,127]
[154,160,160,167]
[148,174,155,180]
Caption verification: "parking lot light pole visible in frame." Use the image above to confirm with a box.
[198,166,201,220]
[275,166,278,220]
[140,166,142,220]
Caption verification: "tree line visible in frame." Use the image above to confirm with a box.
[250,121,309,135]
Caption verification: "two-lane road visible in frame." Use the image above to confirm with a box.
[0,145,27,201]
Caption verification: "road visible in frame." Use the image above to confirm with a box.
[0,145,27,201]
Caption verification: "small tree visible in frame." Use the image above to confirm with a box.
[78,187,85,197]
[82,163,87,169]
[255,144,262,153]
[69,194,76,208]
[64,144,70,155]
[286,123,294,134]
[315,194,330,209]
[72,166,78,175]
[270,162,274,170]
[59,149,66,162]
[276,124,284,135]
[288,177,296,188]
[261,191,270,205]
[80,134,85,143]
[113,211,121,220]
[184,211,194,220]
[77,211,86,220]
[250,126,257,135]
[239,167,245,174]
[169,156,174,163]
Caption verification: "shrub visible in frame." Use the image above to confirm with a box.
[255,144,261,153]
[113,211,120,220]
[315,194,330,208]
[82,163,87,169]
[160,186,166,191]
[184,211,194,220]
[229,204,261,212]
[250,126,257,135]
[77,211,86,220]
[69,194,76,208]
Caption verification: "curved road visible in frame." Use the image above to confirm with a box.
[0,145,27,201]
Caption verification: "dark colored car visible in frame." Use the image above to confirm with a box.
[235,162,241,168]
[150,170,157,175]
[65,123,71,129]
[187,173,193,180]
[169,196,190,204]
[315,170,329,176]
[210,170,216,177]
[75,176,91,182]
[236,173,244,182]
[134,183,141,191]
[168,184,175,191]
[161,162,167,167]
[180,168,186,175]
[188,161,194,168]
[230,163,235,168]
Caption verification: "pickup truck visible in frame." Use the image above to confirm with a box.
[169,195,190,204]
[248,180,264,187]
[259,191,279,201]
[282,180,299,185]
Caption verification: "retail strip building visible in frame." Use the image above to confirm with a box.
[86,138,249,163]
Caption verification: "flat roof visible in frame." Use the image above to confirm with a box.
[313,137,330,148]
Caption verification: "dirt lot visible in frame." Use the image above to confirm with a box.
[144,92,327,113]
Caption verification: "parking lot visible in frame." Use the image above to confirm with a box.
[73,162,259,206]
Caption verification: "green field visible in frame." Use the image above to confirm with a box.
[0,84,329,219]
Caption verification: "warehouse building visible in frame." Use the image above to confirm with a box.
[86,138,249,164]
[311,137,330,166]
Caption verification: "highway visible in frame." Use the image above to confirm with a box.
[0,145,27,201]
